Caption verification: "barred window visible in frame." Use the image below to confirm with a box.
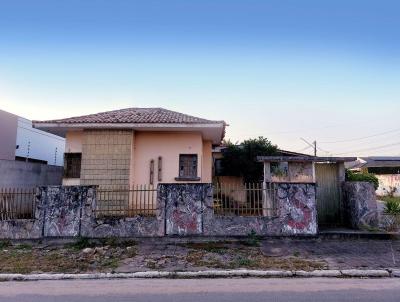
[178,154,198,179]
[64,153,81,178]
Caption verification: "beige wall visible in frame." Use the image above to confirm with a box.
[202,140,213,183]
[133,132,212,187]
[80,130,132,188]
[65,131,83,153]
[0,110,18,160]
[62,130,214,187]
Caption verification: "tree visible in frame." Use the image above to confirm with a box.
[221,137,278,183]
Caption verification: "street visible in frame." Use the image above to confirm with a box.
[0,278,399,302]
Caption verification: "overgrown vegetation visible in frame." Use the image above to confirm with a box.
[345,170,379,190]
[67,237,95,250]
[220,137,278,183]
[382,196,400,215]
[242,230,261,247]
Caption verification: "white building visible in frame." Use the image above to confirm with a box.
[0,109,65,166]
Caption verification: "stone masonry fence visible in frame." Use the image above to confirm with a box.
[0,182,324,239]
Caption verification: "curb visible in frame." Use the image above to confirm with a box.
[0,269,397,281]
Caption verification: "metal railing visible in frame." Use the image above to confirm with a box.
[213,183,277,217]
[95,185,157,218]
[0,188,36,220]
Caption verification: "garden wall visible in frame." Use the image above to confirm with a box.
[0,183,318,239]
[343,181,378,229]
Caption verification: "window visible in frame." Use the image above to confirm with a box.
[176,154,199,180]
[64,153,82,178]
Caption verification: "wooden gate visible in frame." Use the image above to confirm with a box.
[315,163,342,227]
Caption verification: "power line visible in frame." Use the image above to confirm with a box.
[300,138,333,156]
[320,128,400,144]
[334,141,400,155]
[295,145,313,152]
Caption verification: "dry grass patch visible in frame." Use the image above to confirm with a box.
[184,243,326,271]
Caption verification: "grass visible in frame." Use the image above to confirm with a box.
[180,242,229,254]
[379,196,400,215]
[0,239,138,274]
[0,240,11,249]
[184,241,326,271]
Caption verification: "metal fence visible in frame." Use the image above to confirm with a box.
[0,188,36,220]
[95,185,157,218]
[213,183,277,217]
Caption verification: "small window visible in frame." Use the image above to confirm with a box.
[64,153,81,178]
[177,154,198,179]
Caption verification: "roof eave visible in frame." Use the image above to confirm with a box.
[33,122,226,144]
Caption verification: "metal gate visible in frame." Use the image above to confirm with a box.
[315,163,341,227]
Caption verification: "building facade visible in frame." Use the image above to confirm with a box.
[34,108,225,188]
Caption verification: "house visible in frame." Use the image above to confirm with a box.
[346,157,400,196]
[0,109,65,187]
[33,108,226,189]
[0,109,65,165]
[212,144,356,227]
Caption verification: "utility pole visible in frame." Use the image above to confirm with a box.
[300,138,317,157]
[313,140,317,157]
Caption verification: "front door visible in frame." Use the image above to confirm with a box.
[315,163,341,227]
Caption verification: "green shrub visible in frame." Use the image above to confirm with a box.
[384,197,400,215]
[242,230,261,247]
[345,170,379,190]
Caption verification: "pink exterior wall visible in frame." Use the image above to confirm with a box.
[376,174,400,197]
[62,130,214,187]
[202,140,212,183]
[65,131,83,153]
[133,132,212,187]
[0,110,18,160]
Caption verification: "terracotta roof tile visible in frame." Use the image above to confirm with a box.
[34,108,225,125]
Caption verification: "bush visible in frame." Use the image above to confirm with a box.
[383,197,400,215]
[345,170,379,190]
[221,137,278,183]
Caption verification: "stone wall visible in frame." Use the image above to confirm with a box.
[0,188,44,239]
[80,130,132,188]
[42,186,95,237]
[0,183,318,239]
[343,181,378,229]
[204,183,317,236]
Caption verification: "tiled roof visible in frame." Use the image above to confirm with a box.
[34,108,225,125]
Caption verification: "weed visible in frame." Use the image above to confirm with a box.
[236,257,255,267]
[0,240,11,249]
[14,243,32,250]
[67,237,95,250]
[242,230,260,247]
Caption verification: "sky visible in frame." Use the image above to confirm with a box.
[0,0,399,157]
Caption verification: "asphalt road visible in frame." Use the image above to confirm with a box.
[0,278,400,302]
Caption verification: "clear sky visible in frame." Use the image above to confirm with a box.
[0,0,399,157]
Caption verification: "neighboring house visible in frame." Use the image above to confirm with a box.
[213,145,356,226]
[0,109,65,165]
[212,147,313,183]
[33,108,226,188]
[0,109,65,187]
[346,157,400,196]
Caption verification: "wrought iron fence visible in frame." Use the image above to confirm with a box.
[213,183,277,217]
[95,185,157,218]
[0,188,36,220]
